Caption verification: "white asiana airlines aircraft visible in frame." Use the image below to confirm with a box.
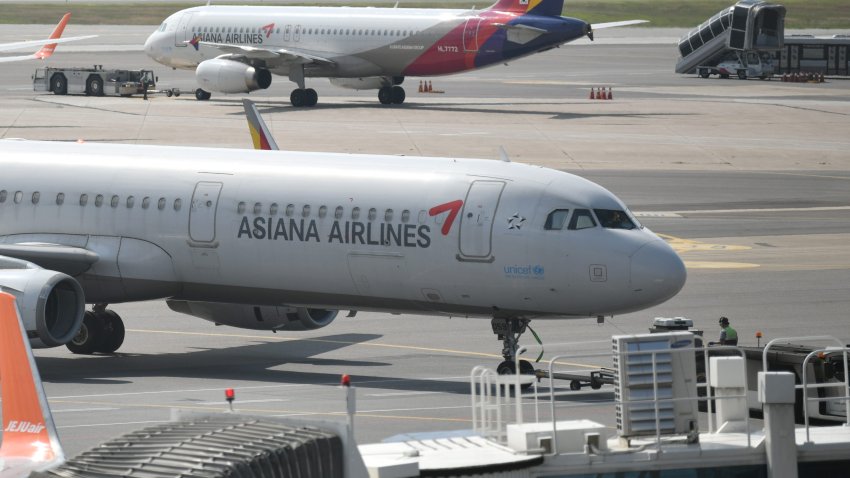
[0,13,96,63]
[0,102,684,373]
[144,0,645,106]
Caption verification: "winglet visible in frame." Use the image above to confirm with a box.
[242,99,279,151]
[0,292,65,474]
[34,13,71,60]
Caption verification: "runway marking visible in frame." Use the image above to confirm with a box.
[659,234,759,269]
[643,205,850,216]
[366,391,442,398]
[123,329,598,370]
[684,261,760,269]
[51,407,118,413]
[192,398,289,406]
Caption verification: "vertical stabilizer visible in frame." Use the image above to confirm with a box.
[242,99,280,151]
[0,292,65,476]
[486,0,564,17]
[34,13,71,60]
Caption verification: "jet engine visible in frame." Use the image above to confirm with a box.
[196,59,272,94]
[0,268,85,348]
[166,300,338,331]
[329,76,396,90]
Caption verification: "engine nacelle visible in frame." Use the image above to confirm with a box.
[166,300,338,331]
[329,76,394,90]
[0,268,85,348]
[196,59,272,94]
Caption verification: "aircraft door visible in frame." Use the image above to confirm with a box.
[294,25,302,42]
[174,13,195,47]
[189,182,223,243]
[458,180,504,260]
[463,17,483,52]
[284,25,292,42]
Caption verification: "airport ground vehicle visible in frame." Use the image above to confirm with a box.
[33,66,177,97]
[697,51,775,79]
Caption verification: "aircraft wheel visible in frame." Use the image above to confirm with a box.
[570,380,582,391]
[304,88,318,107]
[497,360,516,375]
[94,309,125,354]
[173,89,181,97]
[51,74,67,95]
[165,90,173,97]
[290,88,306,107]
[496,360,535,390]
[377,86,392,105]
[738,70,747,80]
[699,68,710,79]
[390,85,406,104]
[195,88,211,101]
[66,311,104,355]
[87,76,104,96]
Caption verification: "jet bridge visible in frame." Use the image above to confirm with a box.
[675,0,786,74]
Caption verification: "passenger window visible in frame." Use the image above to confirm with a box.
[544,209,570,230]
[32,192,40,204]
[0,190,6,203]
[401,209,410,223]
[334,206,344,219]
[142,197,151,209]
[237,201,246,214]
[56,193,65,205]
[594,209,636,230]
[174,198,182,211]
[318,205,327,218]
[384,209,393,222]
[158,198,166,210]
[270,203,279,215]
[568,209,597,230]
[80,194,88,206]
[127,196,135,208]
[111,195,119,208]
[285,204,294,216]
[368,208,377,221]
[95,194,104,207]
[14,191,22,204]
[253,202,262,214]
[302,205,311,217]
[352,207,361,220]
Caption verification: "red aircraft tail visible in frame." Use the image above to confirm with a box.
[0,292,65,476]
[34,13,71,60]
[486,0,564,17]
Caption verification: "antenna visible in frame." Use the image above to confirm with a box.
[498,146,511,162]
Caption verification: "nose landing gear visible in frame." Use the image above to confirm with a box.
[492,317,537,387]
[66,304,126,354]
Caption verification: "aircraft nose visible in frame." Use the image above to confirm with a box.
[630,239,687,305]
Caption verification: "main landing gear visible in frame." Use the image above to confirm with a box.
[195,88,212,101]
[378,85,406,105]
[67,304,126,355]
[290,88,318,107]
[492,318,536,389]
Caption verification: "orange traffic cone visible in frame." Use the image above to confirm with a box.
[427,81,433,92]
[607,87,613,100]
[418,80,423,93]
[589,87,595,99]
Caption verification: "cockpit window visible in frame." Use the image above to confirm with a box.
[568,209,596,230]
[544,209,570,230]
[159,22,167,32]
[594,209,637,230]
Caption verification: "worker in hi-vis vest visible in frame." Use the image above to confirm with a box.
[710,316,738,346]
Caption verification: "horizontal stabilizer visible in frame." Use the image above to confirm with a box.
[590,20,649,30]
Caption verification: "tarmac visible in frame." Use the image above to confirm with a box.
[0,25,849,457]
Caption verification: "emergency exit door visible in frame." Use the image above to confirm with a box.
[463,17,483,52]
[189,182,222,243]
[174,13,195,47]
[458,180,504,260]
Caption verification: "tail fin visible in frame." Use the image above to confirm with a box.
[242,99,279,151]
[486,0,564,17]
[0,292,65,475]
[34,13,71,60]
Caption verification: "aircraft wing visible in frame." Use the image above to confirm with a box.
[590,20,649,30]
[0,293,66,477]
[0,243,99,276]
[0,12,97,63]
[197,41,334,66]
